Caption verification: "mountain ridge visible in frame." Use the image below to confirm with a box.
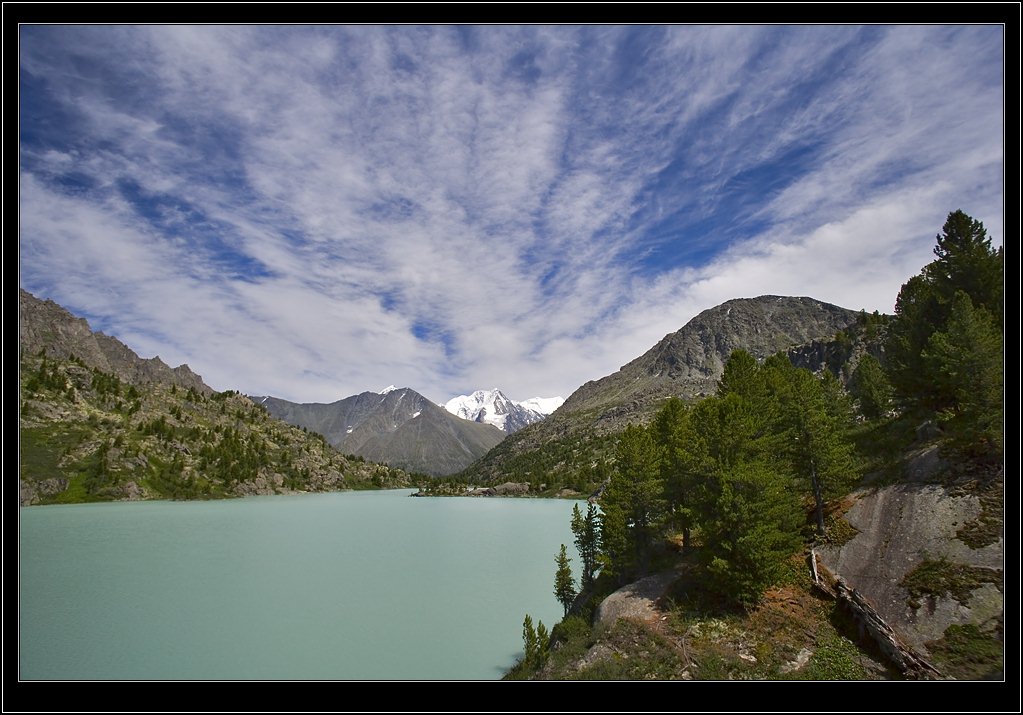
[257,388,505,476]
[19,288,212,395]
[461,295,863,489]
[18,288,412,504]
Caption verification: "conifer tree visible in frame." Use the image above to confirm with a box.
[599,424,664,580]
[570,502,600,589]
[653,397,700,550]
[886,210,1002,416]
[849,353,893,420]
[922,291,1003,456]
[701,460,803,607]
[763,357,858,536]
[554,544,577,616]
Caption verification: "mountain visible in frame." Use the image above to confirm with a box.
[444,389,565,433]
[18,289,411,505]
[19,288,211,395]
[256,388,505,476]
[461,296,861,490]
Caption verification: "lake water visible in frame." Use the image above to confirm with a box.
[18,489,580,680]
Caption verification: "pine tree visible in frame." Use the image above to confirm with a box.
[764,358,858,536]
[922,291,1003,456]
[701,459,804,607]
[554,544,577,616]
[653,397,699,549]
[570,502,600,590]
[717,349,766,402]
[886,210,1002,416]
[520,614,549,670]
[599,424,664,579]
[662,359,805,605]
[849,353,893,420]
[929,210,1002,316]
[522,614,537,665]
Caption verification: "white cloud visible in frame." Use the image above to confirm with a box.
[19,25,1004,404]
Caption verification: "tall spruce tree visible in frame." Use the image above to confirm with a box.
[570,502,600,590]
[763,356,858,536]
[849,353,894,420]
[653,397,701,550]
[701,459,804,607]
[921,291,1003,456]
[553,544,577,616]
[677,354,805,605]
[886,210,1003,417]
[599,424,664,580]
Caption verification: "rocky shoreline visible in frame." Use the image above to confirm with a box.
[410,481,585,499]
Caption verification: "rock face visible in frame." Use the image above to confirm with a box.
[818,473,1003,656]
[19,288,212,394]
[258,388,505,476]
[595,570,682,628]
[563,295,859,422]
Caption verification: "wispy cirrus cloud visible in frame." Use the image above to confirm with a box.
[19,25,1004,403]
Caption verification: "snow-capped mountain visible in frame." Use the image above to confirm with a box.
[256,387,504,476]
[443,389,564,433]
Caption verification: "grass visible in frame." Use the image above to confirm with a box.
[900,558,1003,608]
[19,425,86,483]
[516,542,902,682]
[955,476,1004,549]
[574,619,688,680]
[792,630,876,680]
[926,620,1003,680]
[822,514,859,547]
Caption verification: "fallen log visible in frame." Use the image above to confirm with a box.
[808,551,943,680]
[833,577,944,680]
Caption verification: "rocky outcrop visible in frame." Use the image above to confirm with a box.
[19,288,212,394]
[818,474,1003,656]
[492,481,530,495]
[20,477,69,506]
[595,570,682,627]
[465,481,530,496]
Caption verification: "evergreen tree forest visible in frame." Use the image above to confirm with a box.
[553,209,1003,614]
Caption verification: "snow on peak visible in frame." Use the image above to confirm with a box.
[518,396,564,416]
[443,389,563,432]
[379,385,398,394]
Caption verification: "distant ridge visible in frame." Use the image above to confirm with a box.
[257,387,505,476]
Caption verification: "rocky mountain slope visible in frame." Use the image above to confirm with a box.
[19,288,210,394]
[18,289,411,504]
[462,296,861,490]
[444,389,564,433]
[257,388,505,476]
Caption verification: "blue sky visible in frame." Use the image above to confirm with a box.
[19,25,1004,404]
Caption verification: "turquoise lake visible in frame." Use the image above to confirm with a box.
[18,489,580,680]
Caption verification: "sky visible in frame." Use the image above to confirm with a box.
[19,24,1005,405]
